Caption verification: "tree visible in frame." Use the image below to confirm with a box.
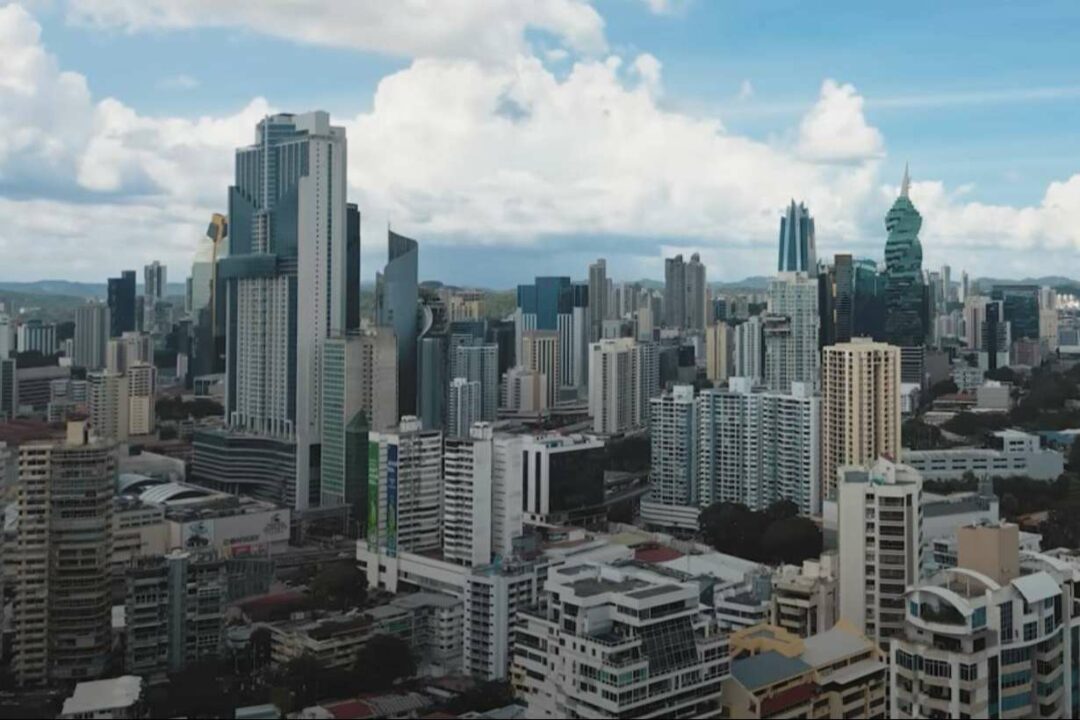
[354,634,415,691]
[1068,438,1080,472]
[929,378,959,400]
[446,680,516,715]
[985,366,1016,383]
[1000,492,1020,519]
[699,502,765,560]
[309,560,367,611]
[166,660,233,718]
[759,516,822,565]
[763,500,798,523]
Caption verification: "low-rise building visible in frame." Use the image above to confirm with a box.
[769,553,839,638]
[513,561,729,718]
[722,622,887,719]
[60,676,144,719]
[903,429,1063,482]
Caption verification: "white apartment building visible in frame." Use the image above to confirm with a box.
[837,458,922,649]
[698,378,821,515]
[733,315,764,385]
[513,561,730,718]
[447,377,482,440]
[588,337,650,435]
[903,429,1063,482]
[88,370,129,442]
[500,365,548,417]
[891,523,1080,719]
[764,272,819,393]
[822,339,901,502]
[647,385,697,511]
[443,424,494,567]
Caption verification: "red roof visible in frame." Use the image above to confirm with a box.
[634,546,685,563]
[324,699,376,719]
[760,682,817,716]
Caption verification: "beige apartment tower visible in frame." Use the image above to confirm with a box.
[822,339,901,501]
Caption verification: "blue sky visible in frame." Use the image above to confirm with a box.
[2,0,1079,286]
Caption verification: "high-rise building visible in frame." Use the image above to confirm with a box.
[853,258,887,341]
[443,423,494,567]
[734,316,764,385]
[821,339,901,501]
[961,270,969,303]
[520,434,607,527]
[16,320,56,355]
[698,378,821,515]
[73,302,110,370]
[513,561,729,719]
[320,333,393,518]
[514,276,586,395]
[1041,286,1059,351]
[144,261,167,305]
[500,366,548,416]
[778,200,817,273]
[447,377,482,439]
[704,321,730,382]
[450,343,499,423]
[0,312,14,359]
[837,458,921,649]
[126,363,156,437]
[890,524,1080,719]
[345,204,361,332]
[587,258,606,342]
[88,371,129,441]
[686,252,707,332]
[106,331,152,374]
[376,231,419,417]
[883,166,927,348]
[218,111,348,510]
[664,254,687,329]
[587,337,651,435]
[992,284,1040,341]
[521,330,560,408]
[125,550,228,675]
[0,357,15,420]
[367,417,443,556]
[833,254,855,344]
[108,270,136,338]
[765,272,819,392]
[417,335,447,432]
[10,423,115,686]
[648,384,697,508]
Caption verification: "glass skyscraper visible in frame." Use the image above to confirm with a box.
[884,166,926,348]
[778,200,817,273]
[376,230,420,416]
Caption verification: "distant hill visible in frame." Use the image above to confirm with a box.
[0,280,187,299]
[973,276,1080,291]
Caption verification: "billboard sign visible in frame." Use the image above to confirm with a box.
[386,443,398,557]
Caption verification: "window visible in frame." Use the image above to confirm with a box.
[972,606,987,629]
[1024,621,1038,642]
[960,663,978,681]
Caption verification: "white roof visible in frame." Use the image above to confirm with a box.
[802,625,873,667]
[61,676,142,715]
[1013,571,1060,604]
[659,551,763,583]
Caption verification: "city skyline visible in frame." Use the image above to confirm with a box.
[1,2,1080,285]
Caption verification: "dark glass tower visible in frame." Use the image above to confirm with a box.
[778,200,817,273]
[884,166,926,348]
[376,231,419,416]
[107,270,136,338]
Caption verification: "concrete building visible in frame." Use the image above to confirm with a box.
[10,423,115,685]
[705,322,733,384]
[951,363,985,392]
[520,434,608,528]
[464,560,545,680]
[126,363,156,436]
[588,258,607,343]
[451,342,499,423]
[903,429,1063,481]
[106,331,152,374]
[587,337,651,435]
[88,371,129,441]
[74,302,111,371]
[890,523,1080,719]
[500,366,547,417]
[822,339,901,502]
[512,561,729,718]
[698,378,821,515]
[733,315,764,386]
[124,550,228,675]
[646,385,697,522]
[723,622,886,719]
[60,676,144,720]
[770,554,839,638]
[367,417,443,556]
[836,458,922,649]
[17,320,57,355]
[765,272,819,393]
[443,424,494,567]
[521,330,560,408]
[447,377,482,439]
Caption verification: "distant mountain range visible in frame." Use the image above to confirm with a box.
[0,280,187,299]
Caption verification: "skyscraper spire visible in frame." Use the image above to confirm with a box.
[900,162,911,198]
